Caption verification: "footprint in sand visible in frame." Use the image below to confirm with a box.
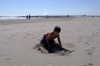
[16,33,19,34]
[3,34,6,35]
[97,29,100,31]
[26,33,31,35]
[4,58,11,61]
[81,63,94,66]
[8,37,12,39]
[92,33,95,36]
[32,37,35,39]
[66,43,75,48]
[11,35,16,37]
[46,62,54,66]
[23,36,28,39]
[78,36,83,42]
[88,39,91,41]
[91,32,98,37]
[85,42,89,45]
[3,29,7,31]
[86,47,95,55]
[81,65,86,66]
[88,63,94,66]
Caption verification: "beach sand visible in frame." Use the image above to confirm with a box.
[0,17,100,66]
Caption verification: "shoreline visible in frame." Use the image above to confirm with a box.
[0,16,99,20]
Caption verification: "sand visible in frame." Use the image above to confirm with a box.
[0,17,100,66]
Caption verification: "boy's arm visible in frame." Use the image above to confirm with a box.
[57,35,62,47]
[46,35,51,47]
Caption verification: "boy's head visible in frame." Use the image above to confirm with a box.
[54,26,61,33]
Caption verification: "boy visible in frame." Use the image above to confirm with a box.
[40,26,62,53]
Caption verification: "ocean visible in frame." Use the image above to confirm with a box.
[0,15,99,20]
[0,16,27,20]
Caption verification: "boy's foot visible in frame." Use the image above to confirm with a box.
[34,43,48,54]
[39,46,48,54]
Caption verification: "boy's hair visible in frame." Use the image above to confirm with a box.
[54,26,61,33]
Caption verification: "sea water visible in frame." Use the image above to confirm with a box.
[0,16,26,20]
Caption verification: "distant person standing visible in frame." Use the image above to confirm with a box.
[26,15,28,19]
[46,15,48,18]
[29,14,31,19]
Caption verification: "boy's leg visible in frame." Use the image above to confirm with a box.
[40,34,46,44]
[40,34,48,47]
[39,45,48,54]
[48,40,56,53]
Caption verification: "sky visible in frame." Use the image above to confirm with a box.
[0,0,100,16]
